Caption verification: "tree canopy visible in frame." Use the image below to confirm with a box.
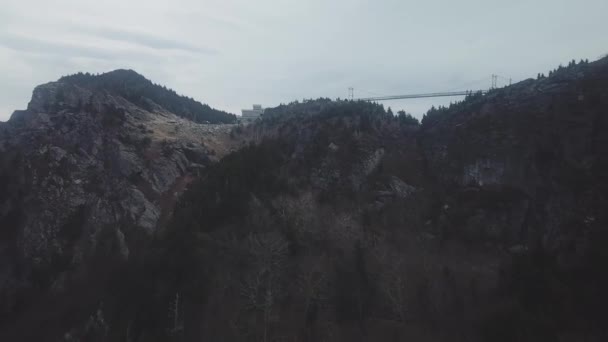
[60,70,237,124]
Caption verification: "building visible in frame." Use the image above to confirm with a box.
[241,104,264,120]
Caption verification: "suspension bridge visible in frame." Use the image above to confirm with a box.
[351,74,512,101]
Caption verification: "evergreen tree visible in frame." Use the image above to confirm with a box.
[397,110,419,126]
[59,70,237,124]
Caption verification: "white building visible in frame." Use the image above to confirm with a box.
[241,104,264,120]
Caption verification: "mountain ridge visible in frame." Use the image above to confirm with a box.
[1,57,608,341]
[32,69,238,124]
[0,70,244,341]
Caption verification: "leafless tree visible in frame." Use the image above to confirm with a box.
[167,292,184,340]
[240,232,288,342]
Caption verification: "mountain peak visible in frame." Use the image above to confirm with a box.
[52,69,237,124]
[60,69,148,85]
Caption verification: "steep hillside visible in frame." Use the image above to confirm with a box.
[58,70,237,124]
[155,58,608,342]
[418,58,608,340]
[1,58,608,342]
[0,71,239,340]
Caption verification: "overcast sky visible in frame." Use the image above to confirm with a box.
[1,0,607,121]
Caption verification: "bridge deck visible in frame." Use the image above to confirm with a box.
[358,90,487,101]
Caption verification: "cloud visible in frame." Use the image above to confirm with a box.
[0,33,120,60]
[79,27,219,54]
[0,31,218,61]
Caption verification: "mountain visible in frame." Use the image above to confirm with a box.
[57,70,237,124]
[158,58,608,341]
[0,71,243,340]
[1,58,608,341]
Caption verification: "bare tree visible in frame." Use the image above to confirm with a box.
[240,232,288,342]
[167,292,184,340]
[370,237,434,323]
[381,257,409,322]
[296,255,329,319]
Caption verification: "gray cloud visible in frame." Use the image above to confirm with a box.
[0,30,217,60]
[0,33,119,60]
[79,27,219,54]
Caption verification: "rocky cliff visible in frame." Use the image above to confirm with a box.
[421,57,608,254]
[157,58,608,342]
[0,71,238,333]
[1,58,608,341]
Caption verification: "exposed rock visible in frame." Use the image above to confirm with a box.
[122,187,160,232]
[362,148,385,176]
[388,176,417,199]
[421,57,608,255]
[48,146,67,162]
[2,59,608,342]
[0,71,239,321]
[351,148,385,190]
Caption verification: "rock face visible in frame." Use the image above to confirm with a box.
[421,58,608,250]
[1,59,608,341]
[0,72,235,321]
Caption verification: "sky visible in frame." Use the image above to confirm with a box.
[1,0,607,121]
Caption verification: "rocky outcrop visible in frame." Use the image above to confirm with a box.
[2,59,608,342]
[0,72,236,320]
[420,57,608,251]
